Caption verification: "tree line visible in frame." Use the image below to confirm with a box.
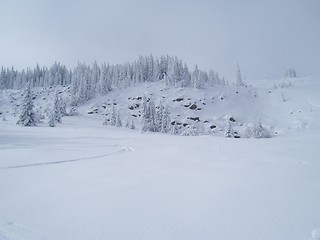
[1,55,226,104]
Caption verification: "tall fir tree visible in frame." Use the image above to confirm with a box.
[115,110,122,127]
[53,92,62,123]
[236,63,245,87]
[17,84,37,126]
[110,105,117,126]
[161,106,171,133]
[141,96,150,132]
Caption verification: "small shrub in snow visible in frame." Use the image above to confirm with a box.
[170,123,179,135]
[68,106,79,116]
[244,120,271,138]
[129,120,135,130]
[103,117,110,126]
[1,113,7,121]
[181,127,199,136]
[281,93,287,102]
[283,68,297,78]
[48,113,56,127]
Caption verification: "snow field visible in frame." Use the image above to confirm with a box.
[0,114,320,240]
[0,75,320,239]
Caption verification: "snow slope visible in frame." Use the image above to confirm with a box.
[0,76,320,240]
[77,76,317,137]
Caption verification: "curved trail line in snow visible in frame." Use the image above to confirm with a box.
[0,229,19,240]
[1,146,133,170]
[0,221,47,240]
[307,97,320,108]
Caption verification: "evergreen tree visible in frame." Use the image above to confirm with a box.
[99,63,111,94]
[130,119,135,130]
[148,98,158,132]
[17,84,37,126]
[245,119,271,138]
[125,117,130,128]
[191,65,200,88]
[48,112,56,127]
[141,96,150,132]
[225,121,234,138]
[110,105,117,126]
[161,106,171,133]
[116,110,122,127]
[103,115,109,126]
[170,122,179,135]
[157,104,164,131]
[236,63,245,87]
[141,97,158,132]
[53,92,62,123]
[59,96,67,117]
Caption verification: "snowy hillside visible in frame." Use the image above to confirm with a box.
[1,73,320,240]
[80,76,315,137]
[1,75,317,138]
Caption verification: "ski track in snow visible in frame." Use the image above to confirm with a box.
[0,230,18,240]
[0,220,48,240]
[307,97,320,108]
[1,145,133,170]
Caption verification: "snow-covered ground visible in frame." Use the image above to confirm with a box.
[0,76,320,240]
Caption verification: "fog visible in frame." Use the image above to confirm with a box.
[0,0,319,79]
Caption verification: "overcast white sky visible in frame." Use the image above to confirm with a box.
[0,0,319,79]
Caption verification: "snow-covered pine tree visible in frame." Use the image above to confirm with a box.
[148,98,158,132]
[53,92,62,123]
[17,84,37,126]
[48,112,56,127]
[110,105,117,126]
[208,70,217,86]
[236,63,245,87]
[116,110,122,127]
[141,96,150,132]
[161,106,171,133]
[225,121,234,138]
[98,63,111,95]
[191,65,200,88]
[130,119,135,130]
[245,119,271,138]
[181,126,199,136]
[157,104,164,131]
[103,115,109,126]
[59,95,67,117]
[182,63,191,87]
[125,117,130,128]
[170,122,179,135]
